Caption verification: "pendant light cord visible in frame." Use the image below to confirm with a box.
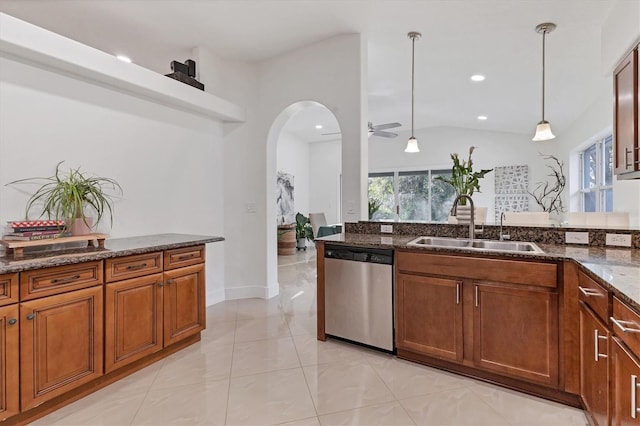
[541,29,546,121]
[411,34,415,138]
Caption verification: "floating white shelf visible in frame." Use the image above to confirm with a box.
[0,12,245,123]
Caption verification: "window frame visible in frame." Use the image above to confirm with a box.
[579,135,613,213]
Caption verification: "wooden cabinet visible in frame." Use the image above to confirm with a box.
[104,273,164,373]
[0,273,18,307]
[20,285,103,410]
[0,304,19,421]
[474,281,558,386]
[163,263,206,346]
[612,337,640,425]
[395,251,559,389]
[614,45,639,178]
[396,274,463,362]
[580,301,610,426]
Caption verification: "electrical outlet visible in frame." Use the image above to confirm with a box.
[380,224,393,233]
[380,236,393,245]
[245,203,257,213]
[565,231,589,245]
[606,233,632,247]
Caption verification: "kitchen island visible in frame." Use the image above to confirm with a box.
[315,226,640,426]
[0,233,223,425]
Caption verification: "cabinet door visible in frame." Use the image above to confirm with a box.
[0,274,18,307]
[580,302,610,426]
[614,48,638,175]
[163,264,205,347]
[20,286,103,410]
[473,282,558,386]
[0,305,19,421]
[612,337,640,426]
[395,274,463,362]
[105,273,163,373]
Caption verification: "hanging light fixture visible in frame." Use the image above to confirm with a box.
[405,31,421,153]
[532,22,556,141]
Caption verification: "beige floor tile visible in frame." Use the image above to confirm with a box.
[150,341,233,390]
[226,368,317,425]
[231,336,301,377]
[367,356,473,399]
[200,319,237,345]
[276,416,321,426]
[286,312,318,336]
[293,334,369,366]
[471,381,588,426]
[303,361,396,415]
[235,315,291,342]
[318,401,415,425]
[30,385,147,425]
[236,297,287,320]
[132,379,229,425]
[206,299,238,324]
[399,387,512,426]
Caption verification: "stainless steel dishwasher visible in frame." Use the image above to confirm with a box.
[324,245,394,352]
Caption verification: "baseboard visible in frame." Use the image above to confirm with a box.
[206,288,226,306]
[225,284,280,300]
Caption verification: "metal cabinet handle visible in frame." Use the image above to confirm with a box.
[611,316,640,333]
[474,285,479,307]
[26,313,35,320]
[456,282,460,305]
[126,263,148,270]
[51,274,81,284]
[594,329,608,361]
[166,279,173,285]
[626,148,633,169]
[632,375,640,418]
[578,286,601,297]
[8,318,17,325]
[158,282,164,287]
[177,254,194,261]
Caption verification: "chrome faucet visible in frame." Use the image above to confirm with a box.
[451,195,475,241]
[499,212,510,241]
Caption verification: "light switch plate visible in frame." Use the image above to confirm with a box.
[565,231,589,245]
[381,224,393,233]
[606,233,632,247]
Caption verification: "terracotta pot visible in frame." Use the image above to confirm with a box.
[70,217,94,236]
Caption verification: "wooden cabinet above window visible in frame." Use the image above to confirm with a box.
[614,45,640,179]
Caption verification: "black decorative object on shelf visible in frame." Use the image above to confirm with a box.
[165,59,204,91]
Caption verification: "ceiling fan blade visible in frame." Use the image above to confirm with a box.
[321,131,342,136]
[372,130,398,138]
[372,122,401,131]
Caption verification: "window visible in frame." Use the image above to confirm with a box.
[580,135,613,212]
[368,170,456,222]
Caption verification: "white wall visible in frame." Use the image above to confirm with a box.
[309,139,342,225]
[602,0,640,74]
[368,126,548,223]
[0,54,226,303]
[276,130,310,219]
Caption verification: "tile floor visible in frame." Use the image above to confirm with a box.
[33,246,588,425]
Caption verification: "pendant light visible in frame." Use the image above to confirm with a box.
[405,31,421,153]
[532,22,556,141]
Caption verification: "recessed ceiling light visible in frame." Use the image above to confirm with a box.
[315,124,323,129]
[116,55,132,63]
[477,115,488,120]
[471,75,485,82]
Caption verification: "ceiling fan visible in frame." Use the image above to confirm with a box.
[322,121,401,138]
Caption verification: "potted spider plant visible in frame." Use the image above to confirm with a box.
[8,161,122,235]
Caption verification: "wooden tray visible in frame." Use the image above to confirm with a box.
[0,234,107,259]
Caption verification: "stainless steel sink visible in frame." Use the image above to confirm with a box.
[406,236,544,254]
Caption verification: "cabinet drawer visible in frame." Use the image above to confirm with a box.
[578,271,609,322]
[611,297,640,355]
[396,251,557,288]
[0,273,18,306]
[20,261,103,301]
[164,245,205,270]
[105,252,163,283]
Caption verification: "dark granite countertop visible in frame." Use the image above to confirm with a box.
[0,233,224,274]
[317,232,640,311]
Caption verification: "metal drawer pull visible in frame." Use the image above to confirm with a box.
[166,279,173,285]
[51,274,81,284]
[594,329,608,361]
[126,263,148,270]
[177,254,195,260]
[578,286,601,297]
[626,148,633,169]
[26,313,35,320]
[611,316,640,333]
[158,282,164,287]
[8,318,17,325]
[474,285,479,307]
[632,375,640,419]
[456,282,460,305]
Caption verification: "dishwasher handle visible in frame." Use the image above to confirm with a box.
[324,245,393,265]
